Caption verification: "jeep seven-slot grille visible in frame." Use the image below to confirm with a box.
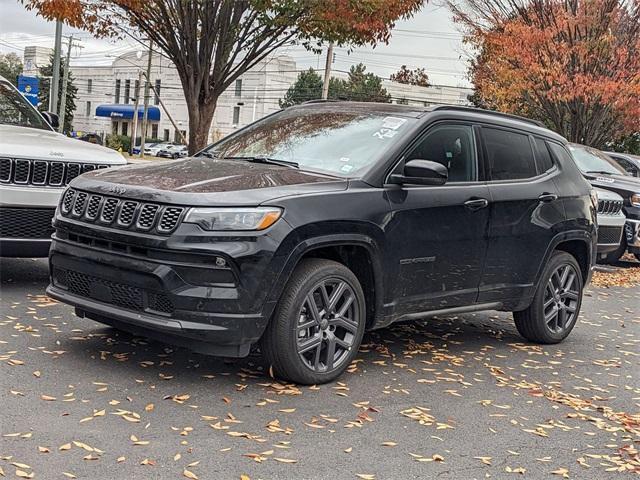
[60,189,184,234]
[53,268,174,314]
[0,158,112,187]
[597,199,623,215]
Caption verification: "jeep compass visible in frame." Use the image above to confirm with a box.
[47,103,596,384]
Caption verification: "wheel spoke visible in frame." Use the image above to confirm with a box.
[298,334,322,354]
[557,307,567,329]
[559,266,570,290]
[319,283,331,311]
[543,295,555,309]
[305,294,322,324]
[337,293,355,317]
[563,290,579,301]
[562,271,576,291]
[330,315,358,334]
[325,337,336,371]
[545,306,558,329]
[334,336,351,349]
[328,281,347,313]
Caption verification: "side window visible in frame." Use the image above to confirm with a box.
[533,137,554,173]
[405,124,477,182]
[547,142,574,166]
[483,128,537,180]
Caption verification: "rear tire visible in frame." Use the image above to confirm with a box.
[513,251,583,344]
[261,258,366,385]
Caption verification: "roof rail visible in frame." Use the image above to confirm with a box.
[300,99,341,105]
[431,106,546,128]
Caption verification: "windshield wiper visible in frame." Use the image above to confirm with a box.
[585,170,616,175]
[199,151,217,158]
[224,156,299,169]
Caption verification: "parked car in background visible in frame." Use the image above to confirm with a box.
[77,133,103,145]
[157,144,188,159]
[606,151,640,178]
[47,103,596,384]
[144,142,173,157]
[593,187,626,261]
[569,143,640,262]
[0,75,126,257]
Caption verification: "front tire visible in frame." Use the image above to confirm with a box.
[513,251,583,344]
[261,258,366,385]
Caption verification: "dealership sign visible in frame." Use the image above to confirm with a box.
[18,75,40,106]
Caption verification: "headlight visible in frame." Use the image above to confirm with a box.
[631,193,640,207]
[183,207,282,231]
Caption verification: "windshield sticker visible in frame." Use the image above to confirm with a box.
[340,157,350,162]
[340,164,354,173]
[382,117,407,130]
[373,128,398,140]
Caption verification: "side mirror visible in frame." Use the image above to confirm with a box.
[389,159,448,186]
[42,111,60,129]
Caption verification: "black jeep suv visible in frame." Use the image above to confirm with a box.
[47,103,596,384]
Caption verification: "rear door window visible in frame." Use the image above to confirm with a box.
[483,127,537,181]
[533,137,554,173]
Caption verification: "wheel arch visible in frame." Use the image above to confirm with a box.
[535,230,594,287]
[265,233,385,330]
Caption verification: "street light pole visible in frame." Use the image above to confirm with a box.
[139,41,153,157]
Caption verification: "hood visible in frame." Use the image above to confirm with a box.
[593,186,623,202]
[0,124,125,164]
[584,172,640,198]
[71,157,348,206]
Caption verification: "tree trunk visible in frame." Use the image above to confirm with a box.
[187,97,218,155]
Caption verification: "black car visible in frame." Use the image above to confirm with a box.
[568,144,640,262]
[606,151,640,178]
[47,103,596,384]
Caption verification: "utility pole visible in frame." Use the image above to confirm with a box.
[130,70,143,155]
[50,20,63,114]
[148,81,187,146]
[57,34,74,133]
[139,41,153,157]
[321,43,334,100]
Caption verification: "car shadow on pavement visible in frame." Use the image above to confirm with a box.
[1,256,541,389]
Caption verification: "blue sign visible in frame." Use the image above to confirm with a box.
[18,75,40,106]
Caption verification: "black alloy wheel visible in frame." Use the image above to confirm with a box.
[296,278,360,373]
[261,258,366,384]
[514,251,583,344]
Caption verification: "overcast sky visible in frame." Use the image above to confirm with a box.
[0,1,471,87]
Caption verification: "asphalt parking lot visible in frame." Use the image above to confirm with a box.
[1,258,639,479]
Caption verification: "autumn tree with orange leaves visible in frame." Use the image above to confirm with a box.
[450,0,640,147]
[24,0,424,153]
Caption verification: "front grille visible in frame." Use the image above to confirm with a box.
[597,199,623,215]
[0,158,113,187]
[0,207,55,239]
[598,225,623,245]
[53,268,174,314]
[60,189,184,235]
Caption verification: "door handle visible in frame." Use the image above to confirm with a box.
[464,198,489,211]
[538,192,558,203]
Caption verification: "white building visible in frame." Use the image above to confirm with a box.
[70,52,298,144]
[23,46,54,77]
[64,49,471,145]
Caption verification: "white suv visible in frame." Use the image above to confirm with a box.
[0,76,126,257]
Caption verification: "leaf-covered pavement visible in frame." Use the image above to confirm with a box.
[1,258,639,479]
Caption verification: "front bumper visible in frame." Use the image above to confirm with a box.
[625,219,640,252]
[47,211,291,356]
[596,213,626,255]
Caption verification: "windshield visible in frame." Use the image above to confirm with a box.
[0,80,50,131]
[569,144,627,176]
[204,107,417,176]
